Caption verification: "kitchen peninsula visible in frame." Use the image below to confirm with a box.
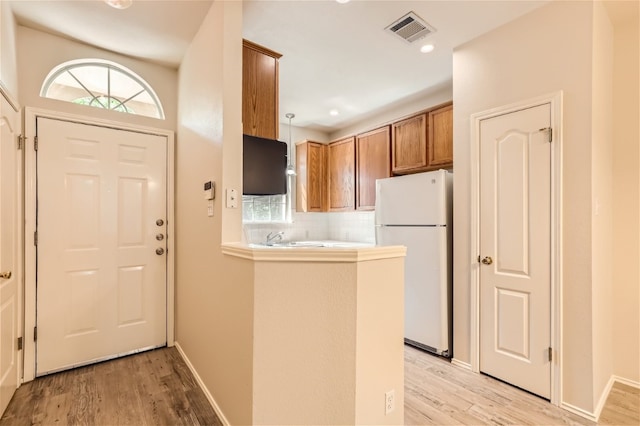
[221,243,406,425]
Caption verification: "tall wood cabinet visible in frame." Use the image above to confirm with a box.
[391,102,453,175]
[296,141,326,212]
[328,137,355,212]
[242,39,282,140]
[356,126,391,211]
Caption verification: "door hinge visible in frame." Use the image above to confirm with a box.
[539,127,552,143]
[17,337,23,351]
[548,347,553,362]
[34,135,39,151]
[18,134,25,150]
[34,327,37,342]
[34,231,38,246]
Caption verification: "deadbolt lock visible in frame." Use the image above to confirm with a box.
[156,234,164,241]
[156,248,165,255]
[156,219,164,226]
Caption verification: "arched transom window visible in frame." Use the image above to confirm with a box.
[41,59,165,119]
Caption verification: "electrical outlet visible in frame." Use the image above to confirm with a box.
[385,390,395,415]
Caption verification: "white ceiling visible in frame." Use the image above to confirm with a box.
[9,0,550,133]
[243,1,547,132]
[9,0,214,68]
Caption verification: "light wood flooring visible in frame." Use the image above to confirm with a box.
[1,344,637,425]
[405,344,640,425]
[0,347,222,426]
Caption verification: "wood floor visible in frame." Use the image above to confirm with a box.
[0,347,222,426]
[1,344,637,425]
[405,344,640,425]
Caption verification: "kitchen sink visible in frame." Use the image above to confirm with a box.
[249,240,374,249]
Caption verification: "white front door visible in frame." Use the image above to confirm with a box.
[479,103,551,399]
[0,94,20,414]
[36,117,168,375]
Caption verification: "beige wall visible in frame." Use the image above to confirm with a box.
[175,1,250,424]
[329,83,452,141]
[252,261,358,424]
[612,7,640,383]
[354,258,404,425]
[251,256,405,425]
[453,0,597,412]
[16,26,177,131]
[0,1,18,98]
[590,0,614,409]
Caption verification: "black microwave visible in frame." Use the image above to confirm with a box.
[243,134,287,195]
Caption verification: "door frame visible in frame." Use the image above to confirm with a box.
[0,82,23,401]
[22,107,175,382]
[469,91,563,406]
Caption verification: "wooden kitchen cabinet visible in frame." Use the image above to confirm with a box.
[328,137,355,212]
[391,112,428,174]
[391,102,453,175]
[296,141,327,212]
[356,126,391,211]
[428,103,453,168]
[242,39,282,140]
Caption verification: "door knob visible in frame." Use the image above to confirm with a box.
[156,219,164,226]
[0,271,11,279]
[481,256,493,265]
[156,248,165,255]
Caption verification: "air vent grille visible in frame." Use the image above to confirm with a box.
[386,11,435,44]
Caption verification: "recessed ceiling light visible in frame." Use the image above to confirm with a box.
[105,0,132,10]
[336,0,351,4]
[420,44,435,53]
[329,109,340,116]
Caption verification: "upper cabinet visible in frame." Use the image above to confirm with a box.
[428,103,453,168]
[391,113,428,174]
[328,137,356,212]
[296,141,327,213]
[391,102,453,175]
[356,126,391,211]
[242,39,282,140]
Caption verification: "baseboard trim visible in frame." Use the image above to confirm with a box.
[613,375,640,389]
[451,358,472,370]
[594,376,616,421]
[560,401,597,422]
[174,342,230,426]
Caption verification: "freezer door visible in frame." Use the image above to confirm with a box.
[375,170,449,226]
[376,225,450,354]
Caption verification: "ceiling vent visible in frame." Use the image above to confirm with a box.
[385,11,436,44]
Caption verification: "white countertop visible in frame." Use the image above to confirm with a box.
[221,241,406,263]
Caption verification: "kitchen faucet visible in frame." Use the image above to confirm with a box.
[265,231,284,245]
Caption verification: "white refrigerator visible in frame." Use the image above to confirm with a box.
[375,169,453,357]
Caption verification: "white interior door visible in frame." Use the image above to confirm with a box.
[36,117,167,375]
[0,94,20,414]
[479,103,551,399]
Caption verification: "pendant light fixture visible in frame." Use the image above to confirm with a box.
[285,113,296,176]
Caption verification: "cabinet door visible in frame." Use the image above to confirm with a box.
[328,137,355,211]
[391,113,427,174]
[296,142,326,212]
[356,126,390,211]
[428,104,453,168]
[242,40,281,140]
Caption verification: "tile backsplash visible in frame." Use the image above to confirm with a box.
[243,211,376,245]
